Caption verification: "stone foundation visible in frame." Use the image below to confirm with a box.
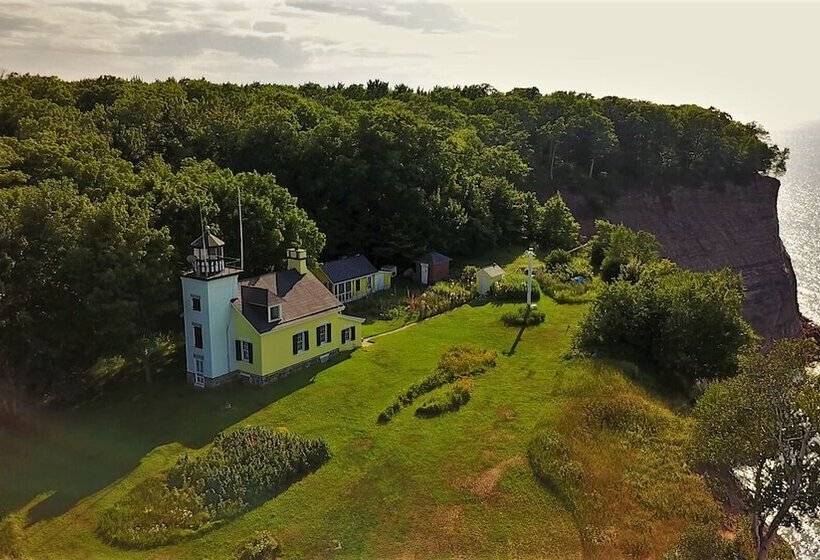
[187,349,344,388]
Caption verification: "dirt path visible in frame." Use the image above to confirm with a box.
[362,321,418,346]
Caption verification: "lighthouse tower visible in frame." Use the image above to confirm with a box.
[181,227,241,387]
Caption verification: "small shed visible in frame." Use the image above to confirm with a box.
[476,264,505,295]
[415,251,451,285]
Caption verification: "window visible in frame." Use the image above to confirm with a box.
[194,354,204,373]
[191,295,201,311]
[341,326,357,344]
[268,304,281,322]
[292,331,309,354]
[335,282,353,302]
[355,278,361,291]
[193,323,203,349]
[367,275,373,290]
[194,373,205,388]
[316,323,332,346]
[234,340,253,363]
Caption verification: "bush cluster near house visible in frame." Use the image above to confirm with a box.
[378,345,496,423]
[528,390,722,558]
[535,251,597,304]
[501,305,546,326]
[407,281,474,319]
[575,223,754,385]
[491,272,542,302]
[98,427,329,549]
[415,378,473,418]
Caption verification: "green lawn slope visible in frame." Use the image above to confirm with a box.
[0,274,717,559]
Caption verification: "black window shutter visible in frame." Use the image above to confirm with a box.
[327,323,332,343]
[235,340,242,361]
[248,343,253,364]
[316,326,321,345]
[292,333,298,355]
[351,326,356,340]
[304,330,310,351]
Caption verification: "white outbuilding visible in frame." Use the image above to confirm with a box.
[476,264,506,295]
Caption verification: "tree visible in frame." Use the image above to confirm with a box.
[536,193,580,252]
[692,338,820,560]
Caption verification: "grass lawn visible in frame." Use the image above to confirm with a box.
[0,278,714,559]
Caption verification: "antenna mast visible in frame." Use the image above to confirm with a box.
[237,185,244,270]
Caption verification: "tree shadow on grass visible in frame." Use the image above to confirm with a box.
[0,354,350,523]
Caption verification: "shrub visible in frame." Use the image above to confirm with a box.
[574,267,755,384]
[236,531,282,560]
[408,281,472,319]
[168,428,330,517]
[459,265,478,288]
[501,305,545,326]
[378,345,496,422]
[415,378,472,418]
[490,273,541,302]
[97,477,212,548]
[99,427,329,549]
[544,249,571,269]
[0,512,25,559]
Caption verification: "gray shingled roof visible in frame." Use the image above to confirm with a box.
[321,254,377,284]
[480,264,505,278]
[190,231,225,248]
[236,270,341,333]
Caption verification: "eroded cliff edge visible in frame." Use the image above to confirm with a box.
[565,176,801,340]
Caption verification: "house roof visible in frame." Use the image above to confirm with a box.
[235,270,342,334]
[321,254,377,284]
[417,251,451,265]
[479,264,505,278]
[190,231,225,248]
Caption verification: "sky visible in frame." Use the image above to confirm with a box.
[1,0,819,133]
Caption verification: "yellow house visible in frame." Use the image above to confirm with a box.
[181,236,363,388]
[313,254,393,303]
[231,249,365,385]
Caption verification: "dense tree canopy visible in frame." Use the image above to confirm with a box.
[0,73,787,416]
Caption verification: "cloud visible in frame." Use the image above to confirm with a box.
[131,29,313,68]
[284,0,471,33]
[0,12,48,35]
[253,20,287,34]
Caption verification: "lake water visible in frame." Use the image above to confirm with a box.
[774,121,820,558]
[778,121,820,324]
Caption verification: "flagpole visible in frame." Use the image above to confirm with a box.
[237,185,244,271]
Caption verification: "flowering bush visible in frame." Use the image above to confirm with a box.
[407,281,472,319]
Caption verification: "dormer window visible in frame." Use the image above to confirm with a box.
[268,304,282,323]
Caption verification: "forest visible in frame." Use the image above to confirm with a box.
[0,73,788,420]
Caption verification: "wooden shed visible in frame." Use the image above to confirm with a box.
[476,264,505,295]
[415,251,451,285]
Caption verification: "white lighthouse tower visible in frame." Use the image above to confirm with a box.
[181,227,241,387]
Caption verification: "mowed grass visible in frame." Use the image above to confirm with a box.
[0,291,712,559]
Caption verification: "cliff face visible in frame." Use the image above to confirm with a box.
[565,176,801,340]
